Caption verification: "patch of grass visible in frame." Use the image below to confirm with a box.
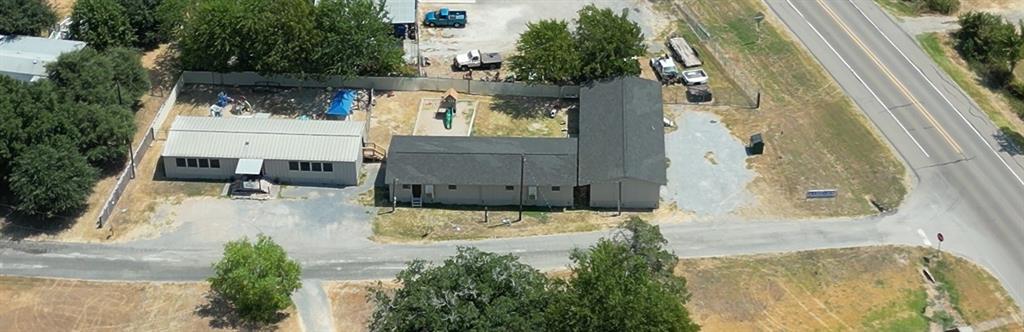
[471,96,569,138]
[928,251,1022,325]
[371,206,616,242]
[861,289,930,331]
[917,32,1024,150]
[875,0,923,16]
[685,0,907,216]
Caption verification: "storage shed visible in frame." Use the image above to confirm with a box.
[578,77,667,209]
[386,136,578,207]
[161,117,366,186]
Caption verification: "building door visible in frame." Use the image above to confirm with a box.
[411,184,422,198]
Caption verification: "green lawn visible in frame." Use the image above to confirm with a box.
[917,32,1024,149]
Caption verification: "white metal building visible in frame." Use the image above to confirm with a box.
[161,117,366,186]
[0,35,86,82]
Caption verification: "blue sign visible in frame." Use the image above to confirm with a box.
[806,189,838,199]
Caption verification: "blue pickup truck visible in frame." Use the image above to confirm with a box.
[424,8,466,28]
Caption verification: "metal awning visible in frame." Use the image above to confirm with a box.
[235,159,264,175]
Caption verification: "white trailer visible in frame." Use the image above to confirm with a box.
[667,37,702,68]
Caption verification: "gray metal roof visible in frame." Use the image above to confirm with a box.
[381,0,416,24]
[385,136,578,186]
[0,35,86,82]
[163,117,365,162]
[578,77,667,185]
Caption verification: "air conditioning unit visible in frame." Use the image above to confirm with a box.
[424,185,434,198]
[528,186,537,200]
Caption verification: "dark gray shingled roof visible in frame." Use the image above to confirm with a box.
[577,77,667,185]
[385,136,578,186]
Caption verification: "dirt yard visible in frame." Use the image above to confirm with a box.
[327,246,1023,331]
[0,277,301,332]
[369,91,570,149]
[367,202,688,243]
[670,0,908,218]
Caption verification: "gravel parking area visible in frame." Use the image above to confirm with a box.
[662,108,755,216]
[417,0,672,77]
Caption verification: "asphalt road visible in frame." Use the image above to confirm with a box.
[765,0,1024,305]
[0,0,1022,314]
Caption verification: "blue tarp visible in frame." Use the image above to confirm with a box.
[327,89,356,118]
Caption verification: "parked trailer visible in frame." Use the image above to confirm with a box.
[667,37,702,68]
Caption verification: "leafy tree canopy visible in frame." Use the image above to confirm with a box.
[209,235,302,325]
[69,0,135,50]
[313,0,405,77]
[546,219,699,332]
[574,5,646,82]
[510,19,580,85]
[8,142,98,217]
[116,0,167,49]
[0,0,57,36]
[46,47,150,107]
[955,11,1024,80]
[370,247,553,332]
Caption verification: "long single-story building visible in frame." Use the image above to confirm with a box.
[0,35,86,82]
[578,77,667,209]
[161,116,366,186]
[385,136,578,207]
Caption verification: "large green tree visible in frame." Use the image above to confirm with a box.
[313,0,404,77]
[956,11,1024,82]
[176,0,243,71]
[510,19,580,85]
[237,0,316,74]
[46,47,150,107]
[370,247,553,332]
[116,0,166,49]
[545,219,699,332]
[573,5,645,82]
[69,0,134,50]
[74,103,134,165]
[209,235,302,325]
[0,0,57,36]
[8,143,98,217]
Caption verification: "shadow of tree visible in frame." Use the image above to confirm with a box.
[489,95,568,119]
[0,204,83,241]
[194,291,289,332]
[995,127,1024,156]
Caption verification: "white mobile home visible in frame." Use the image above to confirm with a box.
[161,117,366,186]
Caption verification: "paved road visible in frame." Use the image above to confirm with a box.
[766,0,1024,305]
[0,0,1022,315]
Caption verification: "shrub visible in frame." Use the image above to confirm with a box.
[924,0,959,15]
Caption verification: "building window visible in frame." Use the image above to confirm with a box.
[210,159,220,168]
[323,163,333,172]
[402,184,411,189]
[178,158,220,169]
[289,161,333,172]
[311,163,322,172]
[448,185,457,190]
[552,186,561,191]
[175,158,186,167]
[300,162,311,171]
[198,159,210,168]
[187,158,198,167]
[289,161,299,171]
[505,185,514,191]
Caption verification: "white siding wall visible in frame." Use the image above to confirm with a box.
[392,184,573,207]
[163,157,359,186]
[589,179,660,209]
[264,160,358,186]
[162,157,237,180]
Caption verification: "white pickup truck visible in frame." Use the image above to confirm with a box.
[453,49,502,71]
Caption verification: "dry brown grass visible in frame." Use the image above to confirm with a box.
[370,202,689,243]
[677,0,908,218]
[326,281,398,332]
[0,277,301,332]
[46,0,74,17]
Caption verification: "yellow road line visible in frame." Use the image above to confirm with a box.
[814,0,964,155]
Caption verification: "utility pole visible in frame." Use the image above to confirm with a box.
[518,154,525,221]
[392,178,398,213]
[617,181,622,216]
[127,138,136,179]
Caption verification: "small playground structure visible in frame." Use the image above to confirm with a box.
[439,88,458,129]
